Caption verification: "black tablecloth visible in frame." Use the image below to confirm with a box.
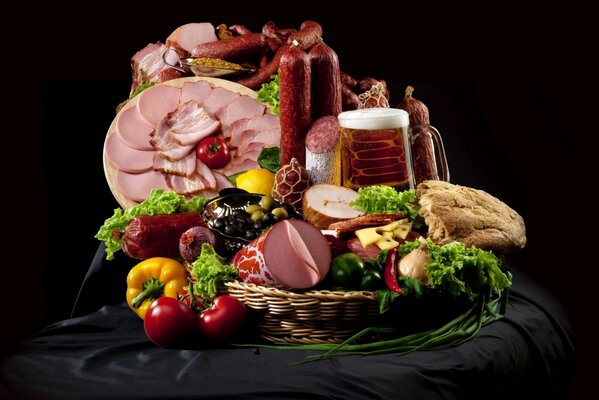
[0,245,576,399]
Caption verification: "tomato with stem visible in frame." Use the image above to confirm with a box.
[195,136,231,169]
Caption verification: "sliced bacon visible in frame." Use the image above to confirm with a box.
[215,150,261,176]
[166,101,220,145]
[228,114,279,147]
[153,151,196,177]
[166,160,216,195]
[236,128,280,156]
[215,95,265,137]
[130,42,183,95]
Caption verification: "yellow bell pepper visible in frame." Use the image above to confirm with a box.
[126,257,188,319]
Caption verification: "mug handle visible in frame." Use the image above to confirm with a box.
[427,125,450,182]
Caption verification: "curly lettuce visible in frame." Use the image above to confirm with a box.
[257,74,280,115]
[350,185,422,226]
[95,189,209,260]
[191,243,238,300]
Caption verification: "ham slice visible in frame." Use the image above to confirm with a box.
[201,87,240,116]
[137,85,181,128]
[235,128,280,156]
[115,107,154,150]
[215,95,266,137]
[151,120,195,161]
[105,132,154,173]
[153,151,196,177]
[215,150,260,176]
[166,23,218,57]
[166,101,220,145]
[117,169,170,202]
[213,171,234,190]
[180,81,212,104]
[228,114,280,147]
[130,42,183,95]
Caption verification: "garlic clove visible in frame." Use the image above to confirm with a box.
[398,242,431,284]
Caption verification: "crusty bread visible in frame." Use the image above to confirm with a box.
[416,180,526,253]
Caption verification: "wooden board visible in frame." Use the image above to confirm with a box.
[103,77,260,210]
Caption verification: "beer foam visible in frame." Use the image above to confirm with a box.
[338,108,409,130]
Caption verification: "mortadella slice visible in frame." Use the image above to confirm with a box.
[116,169,170,203]
[115,106,154,150]
[137,85,181,127]
[180,80,212,104]
[105,131,154,173]
[201,87,240,116]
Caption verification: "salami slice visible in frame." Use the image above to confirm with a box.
[305,116,341,185]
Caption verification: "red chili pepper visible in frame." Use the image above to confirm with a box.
[384,248,403,294]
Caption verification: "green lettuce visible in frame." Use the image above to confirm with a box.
[257,74,280,115]
[258,146,281,173]
[95,189,209,260]
[350,185,422,226]
[191,243,238,300]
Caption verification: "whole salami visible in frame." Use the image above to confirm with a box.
[308,41,342,119]
[287,21,323,50]
[191,33,266,60]
[279,45,311,165]
[234,44,289,90]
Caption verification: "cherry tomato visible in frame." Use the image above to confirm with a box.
[198,295,247,340]
[144,297,196,347]
[195,136,231,169]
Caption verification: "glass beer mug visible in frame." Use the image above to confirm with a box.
[338,108,448,191]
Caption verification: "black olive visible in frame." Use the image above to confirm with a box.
[224,224,240,236]
[231,209,244,217]
[262,213,277,226]
[281,203,296,214]
[213,217,226,229]
[244,230,257,240]
[253,220,263,230]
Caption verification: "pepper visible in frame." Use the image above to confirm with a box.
[126,257,188,319]
[329,253,365,289]
[384,248,403,294]
[360,269,384,291]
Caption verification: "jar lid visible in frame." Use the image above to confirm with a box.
[338,108,409,130]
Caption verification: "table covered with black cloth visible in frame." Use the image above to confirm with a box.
[0,244,576,399]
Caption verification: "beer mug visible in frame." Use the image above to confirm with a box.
[338,108,448,191]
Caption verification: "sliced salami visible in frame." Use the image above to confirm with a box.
[305,116,340,154]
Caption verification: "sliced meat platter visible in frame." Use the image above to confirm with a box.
[103,77,280,209]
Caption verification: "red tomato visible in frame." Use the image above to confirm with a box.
[198,295,247,340]
[195,136,231,169]
[144,297,197,347]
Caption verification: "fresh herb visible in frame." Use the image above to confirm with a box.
[349,185,423,227]
[258,147,281,173]
[95,189,209,260]
[363,249,388,273]
[129,82,154,99]
[257,74,280,115]
[190,243,238,300]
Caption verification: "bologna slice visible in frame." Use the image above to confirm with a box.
[137,85,181,127]
[180,80,212,104]
[115,106,154,150]
[105,131,154,173]
[231,219,331,289]
[116,169,170,202]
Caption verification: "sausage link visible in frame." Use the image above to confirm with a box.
[229,24,253,36]
[287,21,323,50]
[309,41,342,118]
[279,45,311,165]
[340,71,358,90]
[262,21,286,46]
[122,212,206,259]
[191,33,266,60]
[341,84,360,110]
[234,44,289,89]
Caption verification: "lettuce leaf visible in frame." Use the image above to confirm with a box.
[350,185,422,226]
[257,74,280,115]
[191,243,238,300]
[95,189,209,260]
[258,147,281,173]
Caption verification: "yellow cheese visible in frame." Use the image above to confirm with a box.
[376,232,400,250]
[355,227,382,247]
[393,220,413,240]
[377,221,400,232]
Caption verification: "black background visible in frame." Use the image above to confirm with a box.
[4,4,590,399]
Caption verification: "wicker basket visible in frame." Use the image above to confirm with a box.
[224,281,380,344]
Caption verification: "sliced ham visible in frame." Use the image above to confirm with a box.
[180,81,212,104]
[166,160,216,195]
[166,23,218,57]
[115,106,154,150]
[151,120,194,160]
[235,128,280,156]
[215,150,261,176]
[228,113,280,147]
[130,42,183,95]
[201,87,240,116]
[153,151,196,177]
[213,171,234,191]
[215,95,266,137]
[137,85,181,128]
[167,101,221,145]
[117,169,170,203]
[105,131,154,173]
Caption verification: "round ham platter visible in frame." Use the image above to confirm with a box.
[103,76,264,210]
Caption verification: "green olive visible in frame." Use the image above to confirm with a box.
[251,210,265,221]
[259,195,275,211]
[245,204,264,214]
[271,207,289,220]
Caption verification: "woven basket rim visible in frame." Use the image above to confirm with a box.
[225,280,377,301]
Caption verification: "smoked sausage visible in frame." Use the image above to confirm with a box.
[122,212,206,259]
[341,84,360,110]
[228,24,252,36]
[191,33,267,60]
[287,21,323,50]
[308,41,342,119]
[279,45,311,165]
[234,44,289,90]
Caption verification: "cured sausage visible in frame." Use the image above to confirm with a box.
[308,41,342,119]
[341,84,360,110]
[279,45,311,165]
[305,116,341,184]
[122,212,206,259]
[234,44,289,90]
[228,25,252,36]
[191,33,267,60]
[287,21,323,50]
[262,21,286,46]
[340,71,358,91]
